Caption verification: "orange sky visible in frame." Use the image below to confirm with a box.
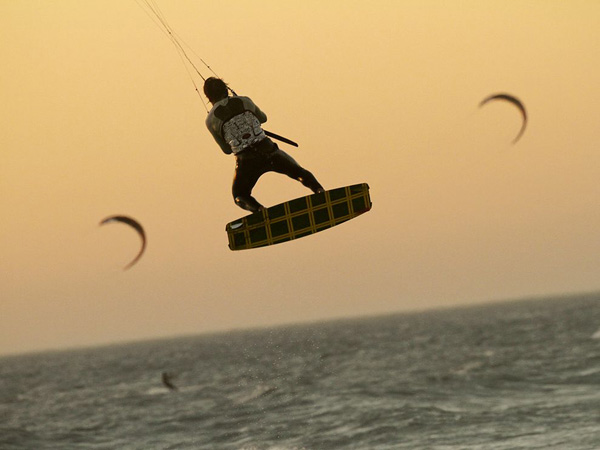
[2,0,600,356]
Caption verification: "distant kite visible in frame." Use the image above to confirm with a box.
[479,93,527,144]
[99,215,146,270]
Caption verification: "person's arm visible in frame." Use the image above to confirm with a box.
[241,96,267,123]
[206,116,233,154]
[210,127,233,154]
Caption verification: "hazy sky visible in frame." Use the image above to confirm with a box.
[2,1,600,356]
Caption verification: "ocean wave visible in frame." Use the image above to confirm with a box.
[232,385,278,404]
[5,295,600,449]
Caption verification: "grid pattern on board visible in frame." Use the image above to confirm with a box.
[226,183,371,250]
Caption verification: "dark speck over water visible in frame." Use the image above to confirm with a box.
[2,294,600,449]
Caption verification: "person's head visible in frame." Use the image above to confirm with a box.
[203,77,229,104]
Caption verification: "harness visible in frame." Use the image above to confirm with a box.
[215,98,266,154]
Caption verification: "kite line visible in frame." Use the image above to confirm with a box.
[135,0,298,146]
[135,0,218,112]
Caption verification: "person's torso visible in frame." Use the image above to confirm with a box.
[209,97,266,154]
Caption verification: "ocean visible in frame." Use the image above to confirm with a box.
[2,294,600,449]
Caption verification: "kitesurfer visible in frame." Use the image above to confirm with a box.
[162,372,177,391]
[204,77,325,212]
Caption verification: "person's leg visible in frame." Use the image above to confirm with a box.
[268,146,324,193]
[232,155,265,212]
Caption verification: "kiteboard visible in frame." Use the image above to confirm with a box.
[226,183,372,251]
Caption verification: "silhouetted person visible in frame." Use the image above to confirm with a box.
[204,77,324,212]
[161,372,177,391]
